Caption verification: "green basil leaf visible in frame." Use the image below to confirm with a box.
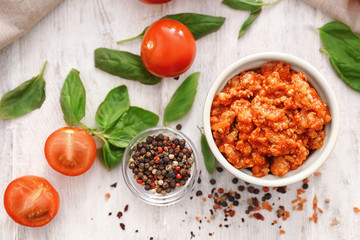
[107,106,159,148]
[319,21,360,92]
[117,13,225,43]
[198,127,216,174]
[102,141,125,171]
[163,72,199,125]
[162,13,226,40]
[0,62,47,119]
[60,69,86,126]
[223,0,279,10]
[238,7,262,38]
[96,85,130,130]
[94,48,161,85]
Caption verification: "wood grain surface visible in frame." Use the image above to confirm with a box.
[0,0,359,239]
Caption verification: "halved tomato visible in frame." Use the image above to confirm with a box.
[4,176,60,227]
[44,127,97,176]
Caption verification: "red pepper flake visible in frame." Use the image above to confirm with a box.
[117,212,123,219]
[280,230,285,235]
[252,213,264,221]
[218,188,224,194]
[262,201,273,211]
[207,219,211,223]
[229,210,236,217]
[105,193,110,199]
[208,194,213,198]
[124,204,129,212]
[203,197,207,202]
[354,207,360,213]
[314,171,322,176]
[303,178,309,184]
[120,223,125,230]
[263,187,269,192]
[195,216,200,221]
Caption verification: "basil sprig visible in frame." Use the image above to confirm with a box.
[94,48,161,85]
[163,72,199,125]
[223,0,280,39]
[0,62,47,119]
[319,21,360,92]
[59,71,159,170]
[198,127,216,174]
[117,13,226,44]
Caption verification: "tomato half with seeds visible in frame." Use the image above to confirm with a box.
[140,0,172,3]
[44,127,97,176]
[141,19,196,78]
[4,176,60,227]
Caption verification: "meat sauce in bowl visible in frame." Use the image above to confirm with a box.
[210,62,331,177]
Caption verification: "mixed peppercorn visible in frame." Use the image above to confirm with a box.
[128,133,195,195]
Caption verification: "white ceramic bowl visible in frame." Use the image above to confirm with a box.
[203,52,339,187]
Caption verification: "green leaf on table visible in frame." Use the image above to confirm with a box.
[94,48,161,85]
[96,85,130,130]
[319,21,360,92]
[60,69,86,126]
[117,13,225,43]
[238,7,262,38]
[163,72,199,125]
[162,13,226,40]
[0,62,47,119]
[222,0,279,11]
[198,127,216,174]
[102,141,125,171]
[107,106,159,148]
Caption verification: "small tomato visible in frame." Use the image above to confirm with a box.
[44,127,97,176]
[141,19,196,78]
[4,176,60,227]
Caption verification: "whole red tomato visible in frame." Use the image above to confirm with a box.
[141,19,196,78]
[140,0,172,3]
[44,127,97,176]
[4,176,60,227]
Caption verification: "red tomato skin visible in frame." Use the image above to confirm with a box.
[141,19,196,78]
[4,176,60,227]
[140,0,171,4]
[44,127,97,176]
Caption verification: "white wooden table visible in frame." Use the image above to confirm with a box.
[1,0,359,239]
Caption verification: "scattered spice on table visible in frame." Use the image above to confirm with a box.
[124,205,129,212]
[105,193,110,199]
[314,171,322,176]
[117,212,123,219]
[216,167,223,172]
[110,182,117,188]
[309,194,323,223]
[120,223,125,230]
[176,124,182,130]
[354,207,360,213]
[108,212,112,216]
[280,229,286,234]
